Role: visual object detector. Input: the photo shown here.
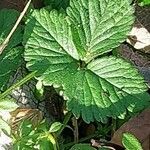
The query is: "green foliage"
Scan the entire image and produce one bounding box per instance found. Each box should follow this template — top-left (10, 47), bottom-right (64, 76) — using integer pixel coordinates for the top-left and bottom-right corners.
top-left (70, 144), bottom-right (96, 150)
top-left (19, 120), bottom-right (33, 137)
top-left (43, 0), bottom-right (69, 9)
top-left (0, 97), bottom-right (18, 112)
top-left (69, 133), bottom-right (143, 150)
top-left (0, 116), bottom-right (11, 135)
top-left (122, 133), bottom-right (143, 150)
top-left (0, 9), bottom-right (23, 90)
top-left (0, 1), bottom-right (149, 149)
top-left (35, 80), bottom-right (44, 100)
top-left (24, 0), bottom-right (149, 123)
top-left (70, 144), bottom-right (120, 150)
top-left (138, 0), bottom-right (150, 6)
top-left (13, 120), bottom-right (56, 150)
top-left (0, 97), bottom-right (18, 135)
top-left (49, 122), bottom-right (63, 133)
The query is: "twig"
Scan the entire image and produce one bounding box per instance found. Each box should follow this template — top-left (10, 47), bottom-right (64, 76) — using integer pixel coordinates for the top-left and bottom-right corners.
top-left (111, 118), bottom-right (117, 137)
top-left (91, 139), bottom-right (116, 150)
top-left (0, 0), bottom-right (32, 54)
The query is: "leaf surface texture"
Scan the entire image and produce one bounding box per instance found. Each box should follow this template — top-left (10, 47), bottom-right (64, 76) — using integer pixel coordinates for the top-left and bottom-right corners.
top-left (24, 1), bottom-right (149, 123)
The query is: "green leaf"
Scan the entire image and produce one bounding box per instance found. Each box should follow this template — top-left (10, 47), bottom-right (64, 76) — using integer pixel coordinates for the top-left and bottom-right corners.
top-left (0, 117), bottom-right (11, 134)
top-left (49, 122), bottom-right (63, 133)
top-left (19, 120), bottom-right (33, 137)
top-left (13, 141), bottom-right (34, 150)
top-left (138, 0), bottom-right (150, 6)
top-left (44, 0), bottom-right (69, 10)
top-left (35, 80), bottom-right (44, 99)
top-left (0, 9), bottom-right (23, 90)
top-left (38, 136), bottom-right (54, 150)
top-left (13, 120), bottom-right (53, 150)
top-left (70, 144), bottom-right (96, 150)
top-left (24, 2), bottom-right (149, 123)
top-left (67, 0), bottom-right (134, 61)
top-left (88, 57), bottom-right (147, 95)
top-left (24, 9), bottom-right (79, 60)
top-left (122, 133), bottom-right (143, 150)
top-left (67, 57), bottom-right (148, 123)
top-left (0, 97), bottom-right (18, 112)
top-left (0, 47), bottom-right (23, 90)
top-left (0, 9), bottom-right (22, 49)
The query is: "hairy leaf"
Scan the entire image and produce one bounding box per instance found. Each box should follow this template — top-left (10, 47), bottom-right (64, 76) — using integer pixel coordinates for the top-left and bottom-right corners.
top-left (67, 0), bottom-right (134, 61)
top-left (24, 1), bottom-right (149, 123)
top-left (67, 57), bottom-right (148, 122)
top-left (88, 57), bottom-right (146, 94)
top-left (0, 9), bottom-right (23, 90)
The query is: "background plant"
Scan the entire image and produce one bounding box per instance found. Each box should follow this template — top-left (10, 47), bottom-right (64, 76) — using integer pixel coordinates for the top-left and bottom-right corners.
top-left (0, 0), bottom-right (149, 149)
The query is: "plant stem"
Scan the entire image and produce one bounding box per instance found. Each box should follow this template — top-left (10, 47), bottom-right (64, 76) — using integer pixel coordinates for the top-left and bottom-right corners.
top-left (0, 71), bottom-right (36, 99)
top-left (48, 133), bottom-right (58, 150)
top-left (56, 112), bottom-right (72, 136)
top-left (111, 118), bottom-right (117, 137)
top-left (0, 0), bottom-right (32, 54)
top-left (72, 117), bottom-right (79, 143)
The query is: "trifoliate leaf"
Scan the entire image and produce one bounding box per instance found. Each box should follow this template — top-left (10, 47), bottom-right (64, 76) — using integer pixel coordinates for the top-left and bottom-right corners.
top-left (70, 144), bottom-right (96, 150)
top-left (67, 0), bottom-right (134, 61)
top-left (24, 2), bottom-right (149, 123)
top-left (0, 9), bottom-right (23, 90)
top-left (122, 133), bottom-right (143, 150)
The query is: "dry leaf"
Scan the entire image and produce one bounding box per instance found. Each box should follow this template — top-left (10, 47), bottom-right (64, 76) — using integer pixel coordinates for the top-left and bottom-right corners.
top-left (10, 108), bottom-right (43, 132)
top-left (127, 23), bottom-right (150, 52)
top-left (111, 108), bottom-right (150, 150)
